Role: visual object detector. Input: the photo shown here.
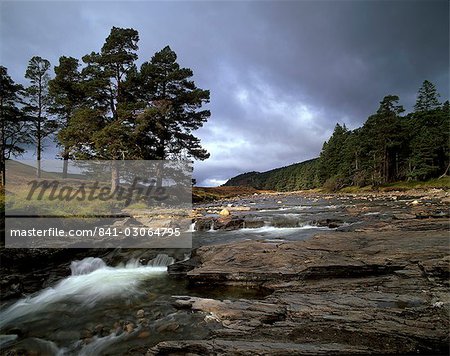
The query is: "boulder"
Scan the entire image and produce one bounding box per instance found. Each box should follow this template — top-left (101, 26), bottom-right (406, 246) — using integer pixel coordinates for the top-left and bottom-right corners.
top-left (219, 208), bottom-right (230, 216)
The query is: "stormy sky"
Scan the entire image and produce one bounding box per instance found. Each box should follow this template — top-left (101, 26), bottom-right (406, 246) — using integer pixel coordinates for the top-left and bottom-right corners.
top-left (1, 0), bottom-right (448, 186)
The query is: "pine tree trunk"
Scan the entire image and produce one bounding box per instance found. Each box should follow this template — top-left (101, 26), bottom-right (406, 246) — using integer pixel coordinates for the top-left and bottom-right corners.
top-left (37, 122), bottom-right (41, 178)
top-left (62, 147), bottom-right (69, 179)
top-left (111, 160), bottom-right (119, 192)
top-left (156, 140), bottom-right (165, 188)
top-left (37, 78), bottom-right (42, 179)
top-left (439, 163), bottom-right (450, 179)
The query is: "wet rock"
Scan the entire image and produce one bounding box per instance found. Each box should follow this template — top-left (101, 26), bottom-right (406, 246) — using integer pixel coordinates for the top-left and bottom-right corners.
top-left (138, 318), bottom-right (149, 326)
top-left (156, 322), bottom-right (180, 333)
top-left (80, 328), bottom-right (93, 339)
top-left (164, 229), bottom-right (450, 355)
top-left (136, 309), bottom-right (145, 318)
top-left (313, 218), bottom-right (343, 228)
top-left (125, 322), bottom-right (135, 333)
top-left (393, 213), bottom-right (416, 220)
top-left (168, 250), bottom-right (202, 278)
top-left (148, 340), bottom-right (376, 355)
top-left (242, 220), bottom-right (265, 229)
top-left (214, 217), bottom-right (244, 230)
top-left (112, 217), bottom-right (141, 227)
top-left (172, 296), bottom-right (286, 326)
top-left (138, 331), bottom-right (151, 339)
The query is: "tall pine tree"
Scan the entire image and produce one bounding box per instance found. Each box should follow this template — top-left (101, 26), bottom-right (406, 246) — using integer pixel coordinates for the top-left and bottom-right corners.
top-left (49, 56), bottom-right (84, 177)
top-left (24, 56), bottom-right (56, 177)
top-left (0, 66), bottom-right (31, 184)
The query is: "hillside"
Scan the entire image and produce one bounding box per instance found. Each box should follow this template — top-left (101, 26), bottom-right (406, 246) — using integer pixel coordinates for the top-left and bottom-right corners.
top-left (224, 158), bottom-right (318, 191)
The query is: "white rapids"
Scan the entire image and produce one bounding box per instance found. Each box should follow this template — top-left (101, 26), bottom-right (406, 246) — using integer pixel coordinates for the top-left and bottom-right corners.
top-left (0, 256), bottom-right (171, 329)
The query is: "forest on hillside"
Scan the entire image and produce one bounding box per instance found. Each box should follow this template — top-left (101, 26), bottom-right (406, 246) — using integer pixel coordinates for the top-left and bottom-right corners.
top-left (225, 81), bottom-right (449, 191)
top-left (1, 27), bottom-right (210, 185)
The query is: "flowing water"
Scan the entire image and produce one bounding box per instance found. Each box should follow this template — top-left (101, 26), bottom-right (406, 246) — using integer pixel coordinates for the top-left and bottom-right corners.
top-left (0, 193), bottom-right (413, 355)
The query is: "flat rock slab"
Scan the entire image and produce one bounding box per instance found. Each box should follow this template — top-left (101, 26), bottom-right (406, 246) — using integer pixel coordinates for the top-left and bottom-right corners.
top-left (180, 230), bottom-right (449, 284)
top-left (161, 229), bottom-right (450, 355)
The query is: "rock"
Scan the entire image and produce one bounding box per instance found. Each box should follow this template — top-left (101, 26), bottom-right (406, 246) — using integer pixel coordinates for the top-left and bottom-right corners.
top-left (313, 218), bottom-right (343, 228)
top-left (215, 217), bottom-right (244, 230)
top-left (138, 318), bottom-right (149, 326)
top-left (174, 296), bottom-right (285, 323)
top-left (164, 230), bottom-right (450, 355)
top-left (93, 324), bottom-right (109, 337)
top-left (125, 322), bottom-right (135, 333)
top-left (80, 328), bottom-right (93, 339)
top-left (393, 213), bottom-right (416, 220)
top-left (138, 331), bottom-right (151, 339)
top-left (277, 200), bottom-right (282, 204)
top-left (148, 340), bottom-right (378, 355)
top-left (219, 208), bottom-right (230, 216)
top-left (411, 200), bottom-right (420, 205)
top-left (156, 322), bottom-right (180, 333)
top-left (112, 217), bottom-right (141, 227)
top-left (136, 309), bottom-right (145, 318)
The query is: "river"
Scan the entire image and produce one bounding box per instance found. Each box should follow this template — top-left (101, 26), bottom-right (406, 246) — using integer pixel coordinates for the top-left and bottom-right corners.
top-left (0, 192), bottom-right (420, 355)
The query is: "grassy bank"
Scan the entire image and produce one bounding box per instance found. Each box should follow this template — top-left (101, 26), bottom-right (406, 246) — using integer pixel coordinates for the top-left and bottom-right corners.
top-left (192, 186), bottom-right (269, 202)
top-left (337, 176), bottom-right (450, 193)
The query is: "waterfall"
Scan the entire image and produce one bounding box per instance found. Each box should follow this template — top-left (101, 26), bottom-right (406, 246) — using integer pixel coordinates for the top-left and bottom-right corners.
top-left (0, 257), bottom-right (167, 329)
top-left (147, 254), bottom-right (175, 267)
top-left (209, 221), bottom-right (215, 232)
top-left (187, 221), bottom-right (196, 232)
top-left (70, 257), bottom-right (106, 276)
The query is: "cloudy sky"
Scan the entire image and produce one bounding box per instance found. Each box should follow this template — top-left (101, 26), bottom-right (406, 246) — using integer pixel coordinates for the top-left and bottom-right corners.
top-left (1, 0), bottom-right (448, 186)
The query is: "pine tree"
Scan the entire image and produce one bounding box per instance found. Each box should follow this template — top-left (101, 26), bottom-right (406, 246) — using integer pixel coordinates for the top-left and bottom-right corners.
top-left (359, 95), bottom-right (404, 184)
top-left (0, 66), bottom-right (31, 184)
top-left (49, 56), bottom-right (84, 177)
top-left (58, 28), bottom-right (210, 189)
top-left (24, 56), bottom-right (56, 177)
top-left (408, 81), bottom-right (446, 179)
top-left (414, 80), bottom-right (440, 112)
top-left (317, 123), bottom-right (350, 188)
top-left (138, 46), bottom-right (210, 161)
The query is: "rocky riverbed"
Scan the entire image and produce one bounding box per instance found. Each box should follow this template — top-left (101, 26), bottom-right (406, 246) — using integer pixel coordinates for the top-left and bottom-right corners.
top-left (1, 189), bottom-right (449, 355)
top-left (156, 190), bottom-right (450, 355)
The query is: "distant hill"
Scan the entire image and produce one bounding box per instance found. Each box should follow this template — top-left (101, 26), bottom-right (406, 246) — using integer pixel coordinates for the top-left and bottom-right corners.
top-left (6, 160), bottom-right (85, 184)
top-left (224, 158), bottom-right (319, 191)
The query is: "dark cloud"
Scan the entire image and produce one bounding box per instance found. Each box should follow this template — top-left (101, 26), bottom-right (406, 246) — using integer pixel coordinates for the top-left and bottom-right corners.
top-left (1, 0), bottom-right (448, 186)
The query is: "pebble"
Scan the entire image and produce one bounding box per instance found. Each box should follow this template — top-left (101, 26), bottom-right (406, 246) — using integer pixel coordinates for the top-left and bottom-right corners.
top-left (138, 317), bottom-right (149, 326)
top-left (125, 322), bottom-right (135, 333)
top-left (136, 309), bottom-right (145, 318)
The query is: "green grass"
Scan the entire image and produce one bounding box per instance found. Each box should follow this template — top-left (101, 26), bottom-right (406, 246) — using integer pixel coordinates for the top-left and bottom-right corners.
top-left (337, 176), bottom-right (450, 193)
top-left (6, 190), bottom-right (119, 216)
top-left (378, 177), bottom-right (450, 191)
top-left (338, 185), bottom-right (376, 193)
